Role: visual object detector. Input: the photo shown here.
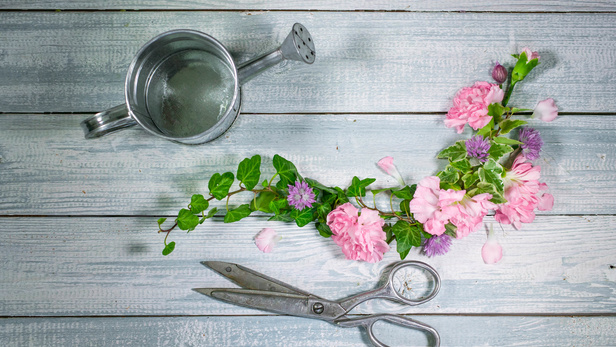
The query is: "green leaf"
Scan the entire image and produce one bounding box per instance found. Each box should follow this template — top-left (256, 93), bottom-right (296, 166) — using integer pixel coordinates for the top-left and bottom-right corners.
top-left (157, 217), bottom-right (167, 228)
top-left (189, 194), bottom-right (209, 214)
top-left (269, 198), bottom-right (289, 215)
top-left (461, 172), bottom-right (480, 190)
top-left (347, 176), bottom-right (376, 197)
top-left (162, 241), bottom-right (175, 256)
top-left (493, 136), bottom-right (523, 145)
top-left (399, 199), bottom-right (411, 217)
top-left (316, 222), bottom-right (333, 238)
top-left (250, 191), bottom-right (276, 213)
top-left (488, 103), bottom-right (508, 125)
top-left (208, 172), bottom-right (235, 200)
top-left (437, 165), bottom-right (460, 184)
top-left (262, 179), bottom-right (269, 188)
top-left (487, 142), bottom-right (513, 161)
top-left (371, 188), bottom-right (392, 195)
top-left (474, 182), bottom-right (507, 204)
top-left (304, 178), bottom-right (337, 194)
top-left (512, 51), bottom-right (540, 82)
top-left (483, 158), bottom-right (504, 175)
top-left (223, 204), bottom-right (252, 223)
top-left (268, 214), bottom-right (294, 222)
top-left (476, 119), bottom-right (494, 138)
top-left (316, 203), bottom-right (332, 222)
top-left (511, 108), bottom-right (532, 113)
top-left (478, 166), bottom-right (504, 193)
top-left (444, 223), bottom-right (457, 238)
top-left (392, 221), bottom-right (422, 257)
top-left (437, 141), bottom-right (467, 161)
top-left (200, 207), bottom-right (218, 224)
top-left (399, 248), bottom-right (411, 260)
top-left (237, 155), bottom-right (261, 190)
top-left (273, 154), bottom-right (299, 188)
top-left (498, 119), bottom-right (527, 135)
top-left (450, 158), bottom-right (472, 173)
top-left (335, 187), bottom-right (350, 204)
top-left (393, 185), bottom-right (416, 200)
top-left (176, 208), bottom-right (199, 231)
top-left (290, 207), bottom-right (315, 227)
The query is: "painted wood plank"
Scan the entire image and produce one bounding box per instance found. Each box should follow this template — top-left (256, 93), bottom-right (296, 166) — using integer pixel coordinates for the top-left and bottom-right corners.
top-left (0, 12), bottom-right (615, 113)
top-left (1, 216), bottom-right (614, 316)
top-left (0, 114), bottom-right (614, 215)
top-left (3, 0), bottom-right (616, 11)
top-left (1, 316), bottom-right (615, 347)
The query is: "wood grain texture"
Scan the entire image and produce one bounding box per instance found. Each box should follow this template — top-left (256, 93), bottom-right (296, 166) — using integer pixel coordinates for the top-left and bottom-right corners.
top-left (1, 316), bottom-right (615, 346)
top-left (1, 216), bottom-right (615, 316)
top-left (2, 0), bottom-right (616, 11)
top-left (0, 12), bottom-right (615, 113)
top-left (0, 114), bottom-right (614, 215)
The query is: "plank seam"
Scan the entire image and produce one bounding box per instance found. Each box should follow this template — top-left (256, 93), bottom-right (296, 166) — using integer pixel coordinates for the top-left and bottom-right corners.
top-left (0, 9), bottom-right (615, 14)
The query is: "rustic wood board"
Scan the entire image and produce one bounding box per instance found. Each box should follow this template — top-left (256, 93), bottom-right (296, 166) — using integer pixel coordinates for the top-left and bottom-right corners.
top-left (0, 12), bottom-right (615, 113)
top-left (1, 216), bottom-right (614, 316)
top-left (1, 316), bottom-right (615, 346)
top-left (2, 0), bottom-right (616, 11)
top-left (0, 114), bottom-right (614, 215)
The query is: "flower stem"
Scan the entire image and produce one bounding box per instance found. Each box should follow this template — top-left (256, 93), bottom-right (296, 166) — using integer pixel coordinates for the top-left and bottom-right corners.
top-left (502, 80), bottom-right (517, 107)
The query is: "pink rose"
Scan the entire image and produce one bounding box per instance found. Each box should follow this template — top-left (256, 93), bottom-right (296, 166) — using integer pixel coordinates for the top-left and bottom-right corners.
top-left (254, 228), bottom-right (281, 253)
top-left (326, 202), bottom-right (358, 236)
top-left (326, 203), bottom-right (389, 263)
top-left (445, 81), bottom-right (504, 133)
top-left (533, 98), bottom-right (558, 122)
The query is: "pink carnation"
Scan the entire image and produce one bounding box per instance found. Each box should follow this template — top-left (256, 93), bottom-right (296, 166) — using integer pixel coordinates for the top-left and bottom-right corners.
top-left (494, 155), bottom-right (554, 229)
top-left (449, 193), bottom-right (497, 239)
top-left (445, 81), bottom-right (504, 134)
top-left (326, 203), bottom-right (389, 263)
top-left (409, 176), bottom-right (465, 236)
top-left (520, 47), bottom-right (540, 62)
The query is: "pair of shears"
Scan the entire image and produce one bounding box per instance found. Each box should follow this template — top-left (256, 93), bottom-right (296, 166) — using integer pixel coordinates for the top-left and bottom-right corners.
top-left (194, 260), bottom-right (441, 347)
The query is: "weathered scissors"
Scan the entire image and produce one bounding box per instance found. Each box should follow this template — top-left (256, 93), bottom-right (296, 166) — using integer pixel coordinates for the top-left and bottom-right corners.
top-left (194, 260), bottom-right (441, 347)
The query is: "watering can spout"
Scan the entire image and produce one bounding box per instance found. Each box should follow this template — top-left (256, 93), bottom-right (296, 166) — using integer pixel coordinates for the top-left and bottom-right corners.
top-left (237, 23), bottom-right (315, 85)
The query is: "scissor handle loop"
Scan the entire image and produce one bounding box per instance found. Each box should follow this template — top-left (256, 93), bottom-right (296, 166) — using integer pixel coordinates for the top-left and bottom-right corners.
top-left (387, 261), bottom-right (441, 306)
top-left (336, 313), bottom-right (440, 347)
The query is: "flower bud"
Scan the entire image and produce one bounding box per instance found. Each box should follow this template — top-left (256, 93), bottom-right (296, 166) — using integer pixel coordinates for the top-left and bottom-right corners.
top-left (491, 62), bottom-right (507, 84)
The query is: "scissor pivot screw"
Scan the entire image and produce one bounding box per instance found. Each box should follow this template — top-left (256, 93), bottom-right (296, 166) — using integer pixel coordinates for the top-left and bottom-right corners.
top-left (225, 267), bottom-right (232, 272)
top-left (312, 303), bottom-right (324, 314)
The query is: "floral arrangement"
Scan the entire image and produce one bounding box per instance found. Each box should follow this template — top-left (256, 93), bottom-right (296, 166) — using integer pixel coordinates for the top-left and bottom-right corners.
top-left (157, 48), bottom-right (556, 264)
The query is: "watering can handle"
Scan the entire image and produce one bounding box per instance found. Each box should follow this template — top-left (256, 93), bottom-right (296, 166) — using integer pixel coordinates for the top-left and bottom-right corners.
top-left (237, 23), bottom-right (315, 85)
top-left (80, 104), bottom-right (138, 139)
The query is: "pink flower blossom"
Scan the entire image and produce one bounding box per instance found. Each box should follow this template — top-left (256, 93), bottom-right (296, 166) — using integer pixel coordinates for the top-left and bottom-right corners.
top-left (494, 156), bottom-right (554, 229)
top-left (445, 82), bottom-right (505, 134)
top-left (520, 47), bottom-right (540, 62)
top-left (377, 156), bottom-right (405, 186)
top-left (533, 98), bottom-right (558, 122)
top-left (254, 228), bottom-right (281, 253)
top-left (449, 193), bottom-right (497, 239)
top-left (409, 176), bottom-right (465, 236)
top-left (481, 225), bottom-right (503, 264)
top-left (326, 203), bottom-right (389, 263)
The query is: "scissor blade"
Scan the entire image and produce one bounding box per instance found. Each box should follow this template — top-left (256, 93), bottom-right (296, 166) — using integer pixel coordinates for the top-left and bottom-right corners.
top-left (194, 288), bottom-right (340, 320)
top-left (201, 261), bottom-right (314, 296)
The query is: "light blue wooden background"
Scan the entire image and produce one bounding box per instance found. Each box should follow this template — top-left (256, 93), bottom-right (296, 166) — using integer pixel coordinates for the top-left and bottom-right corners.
top-left (1, 1), bottom-right (615, 346)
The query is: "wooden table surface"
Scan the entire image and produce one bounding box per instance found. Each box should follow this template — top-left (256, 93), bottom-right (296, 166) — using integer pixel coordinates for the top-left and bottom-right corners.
top-left (1, 1), bottom-right (615, 346)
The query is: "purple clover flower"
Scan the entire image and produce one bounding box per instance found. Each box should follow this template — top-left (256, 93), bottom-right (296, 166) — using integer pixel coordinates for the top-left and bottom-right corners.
top-left (423, 234), bottom-right (452, 257)
top-left (518, 127), bottom-right (543, 160)
top-left (465, 135), bottom-right (491, 163)
top-left (287, 181), bottom-right (316, 210)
